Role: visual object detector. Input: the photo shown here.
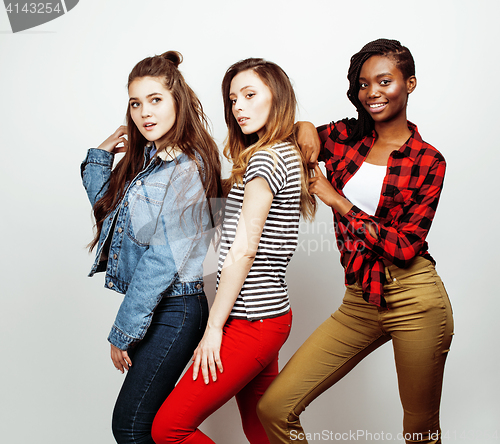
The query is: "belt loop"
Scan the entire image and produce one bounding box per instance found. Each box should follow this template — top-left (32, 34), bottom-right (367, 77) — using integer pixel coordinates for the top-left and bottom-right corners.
top-left (384, 264), bottom-right (393, 283)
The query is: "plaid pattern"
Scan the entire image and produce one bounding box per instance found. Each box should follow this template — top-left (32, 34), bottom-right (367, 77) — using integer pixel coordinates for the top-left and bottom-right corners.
top-left (317, 120), bottom-right (446, 307)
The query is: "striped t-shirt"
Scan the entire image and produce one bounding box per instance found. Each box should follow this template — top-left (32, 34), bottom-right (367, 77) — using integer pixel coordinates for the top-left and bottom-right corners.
top-left (217, 142), bottom-right (302, 321)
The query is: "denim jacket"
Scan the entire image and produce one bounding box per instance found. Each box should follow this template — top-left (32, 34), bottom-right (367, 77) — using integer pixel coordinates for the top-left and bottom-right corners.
top-left (81, 146), bottom-right (212, 350)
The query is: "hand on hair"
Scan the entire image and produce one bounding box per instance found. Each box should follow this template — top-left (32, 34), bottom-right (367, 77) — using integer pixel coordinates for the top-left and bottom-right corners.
top-left (296, 121), bottom-right (321, 166)
top-left (309, 164), bottom-right (353, 216)
top-left (110, 343), bottom-right (132, 374)
top-left (192, 325), bottom-right (223, 385)
top-left (97, 125), bottom-right (128, 154)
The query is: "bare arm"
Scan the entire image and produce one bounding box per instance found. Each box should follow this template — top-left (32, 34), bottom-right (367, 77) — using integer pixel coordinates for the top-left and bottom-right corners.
top-left (192, 177), bottom-right (274, 384)
top-left (296, 121), bottom-right (321, 166)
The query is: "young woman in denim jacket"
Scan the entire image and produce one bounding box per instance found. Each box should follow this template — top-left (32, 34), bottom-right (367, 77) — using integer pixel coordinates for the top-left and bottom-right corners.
top-left (81, 51), bottom-right (222, 444)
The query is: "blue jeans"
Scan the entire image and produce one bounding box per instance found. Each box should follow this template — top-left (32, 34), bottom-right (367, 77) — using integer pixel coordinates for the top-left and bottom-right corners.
top-left (112, 291), bottom-right (208, 444)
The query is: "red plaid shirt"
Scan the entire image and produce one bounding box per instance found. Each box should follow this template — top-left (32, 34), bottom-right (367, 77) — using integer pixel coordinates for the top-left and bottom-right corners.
top-left (318, 120), bottom-right (446, 307)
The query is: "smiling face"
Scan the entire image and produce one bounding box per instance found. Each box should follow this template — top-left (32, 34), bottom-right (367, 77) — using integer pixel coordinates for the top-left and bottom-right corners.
top-left (229, 69), bottom-right (273, 139)
top-left (128, 76), bottom-right (176, 148)
top-left (358, 55), bottom-right (416, 126)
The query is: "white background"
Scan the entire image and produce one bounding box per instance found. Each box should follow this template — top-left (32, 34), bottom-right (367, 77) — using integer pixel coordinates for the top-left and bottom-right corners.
top-left (1, 1), bottom-right (499, 443)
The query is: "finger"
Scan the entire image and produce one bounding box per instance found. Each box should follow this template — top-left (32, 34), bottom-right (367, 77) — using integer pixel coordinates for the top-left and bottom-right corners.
top-left (307, 160), bottom-right (318, 170)
top-left (214, 351), bottom-right (223, 374)
top-left (122, 351), bottom-right (132, 368)
top-left (111, 355), bottom-right (124, 373)
top-left (308, 149), bottom-right (319, 165)
top-left (208, 354), bottom-right (217, 382)
top-left (314, 164), bottom-right (324, 177)
top-left (192, 353), bottom-right (201, 380)
top-left (116, 125), bottom-right (128, 136)
top-left (201, 355), bottom-right (210, 384)
top-left (117, 355), bottom-right (128, 371)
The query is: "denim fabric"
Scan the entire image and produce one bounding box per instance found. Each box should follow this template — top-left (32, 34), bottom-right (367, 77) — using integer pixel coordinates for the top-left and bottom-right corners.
top-left (152, 311), bottom-right (292, 444)
top-left (81, 147), bottom-right (212, 349)
top-left (112, 291), bottom-right (209, 444)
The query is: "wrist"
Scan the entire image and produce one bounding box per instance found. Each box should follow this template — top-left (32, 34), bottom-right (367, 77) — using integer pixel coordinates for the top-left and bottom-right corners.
top-left (332, 195), bottom-right (353, 216)
top-left (206, 321), bottom-right (224, 331)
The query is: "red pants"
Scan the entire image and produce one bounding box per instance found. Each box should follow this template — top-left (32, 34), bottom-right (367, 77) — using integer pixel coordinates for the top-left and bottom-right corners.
top-left (151, 311), bottom-right (292, 444)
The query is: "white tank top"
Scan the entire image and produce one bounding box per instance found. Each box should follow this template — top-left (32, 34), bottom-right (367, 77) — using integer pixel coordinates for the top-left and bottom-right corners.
top-left (342, 161), bottom-right (387, 216)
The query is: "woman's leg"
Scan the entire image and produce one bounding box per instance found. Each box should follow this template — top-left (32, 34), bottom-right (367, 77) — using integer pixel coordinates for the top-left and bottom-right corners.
top-left (112, 293), bottom-right (208, 444)
top-left (383, 260), bottom-right (454, 444)
top-left (151, 312), bottom-right (292, 444)
top-left (236, 314), bottom-right (292, 442)
top-left (257, 289), bottom-right (390, 444)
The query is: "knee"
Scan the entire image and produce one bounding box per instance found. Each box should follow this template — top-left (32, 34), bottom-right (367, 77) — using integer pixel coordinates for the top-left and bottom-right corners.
top-left (111, 421), bottom-right (124, 444)
top-left (151, 415), bottom-right (169, 444)
top-left (151, 413), bottom-right (185, 444)
top-left (256, 390), bottom-right (281, 427)
top-left (112, 406), bottom-right (133, 444)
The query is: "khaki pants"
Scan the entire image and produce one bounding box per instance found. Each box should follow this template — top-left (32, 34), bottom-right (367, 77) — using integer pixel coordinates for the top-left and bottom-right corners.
top-left (258, 257), bottom-right (454, 444)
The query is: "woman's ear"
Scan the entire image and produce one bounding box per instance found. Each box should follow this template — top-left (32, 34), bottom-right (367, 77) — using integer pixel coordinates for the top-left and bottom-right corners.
top-left (407, 76), bottom-right (417, 94)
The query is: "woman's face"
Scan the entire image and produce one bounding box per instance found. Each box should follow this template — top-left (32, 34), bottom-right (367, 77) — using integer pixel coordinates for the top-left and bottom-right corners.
top-left (129, 76), bottom-right (176, 147)
top-left (358, 55), bottom-right (416, 125)
top-left (229, 69), bottom-right (273, 139)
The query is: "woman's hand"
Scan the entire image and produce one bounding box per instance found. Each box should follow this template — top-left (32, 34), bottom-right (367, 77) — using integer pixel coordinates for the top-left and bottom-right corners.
top-left (97, 125), bottom-right (128, 154)
top-left (309, 164), bottom-right (340, 207)
top-left (296, 121), bottom-right (321, 166)
top-left (192, 326), bottom-right (223, 384)
top-left (110, 344), bottom-right (132, 374)
top-left (309, 165), bottom-right (353, 216)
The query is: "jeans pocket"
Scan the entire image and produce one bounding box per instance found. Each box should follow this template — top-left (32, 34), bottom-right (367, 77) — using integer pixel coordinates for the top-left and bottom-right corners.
top-left (396, 264), bottom-right (438, 290)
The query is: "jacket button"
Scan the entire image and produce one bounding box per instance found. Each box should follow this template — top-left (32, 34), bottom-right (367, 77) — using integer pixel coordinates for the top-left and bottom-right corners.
top-left (196, 283), bottom-right (202, 289)
top-left (124, 202), bottom-right (128, 207)
top-left (108, 282), bottom-right (114, 288)
top-left (118, 227), bottom-right (123, 233)
top-left (113, 254), bottom-right (118, 260)
top-left (136, 180), bottom-right (142, 186)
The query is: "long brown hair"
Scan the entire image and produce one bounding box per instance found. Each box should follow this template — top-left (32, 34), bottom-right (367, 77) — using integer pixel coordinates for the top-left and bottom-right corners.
top-left (221, 58), bottom-right (316, 221)
top-left (89, 51), bottom-right (222, 250)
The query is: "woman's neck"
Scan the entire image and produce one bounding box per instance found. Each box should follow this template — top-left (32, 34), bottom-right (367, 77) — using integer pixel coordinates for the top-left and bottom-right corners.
top-left (373, 115), bottom-right (411, 147)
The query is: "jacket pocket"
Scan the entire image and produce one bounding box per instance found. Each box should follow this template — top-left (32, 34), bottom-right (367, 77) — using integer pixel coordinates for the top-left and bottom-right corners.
top-left (127, 183), bottom-right (168, 246)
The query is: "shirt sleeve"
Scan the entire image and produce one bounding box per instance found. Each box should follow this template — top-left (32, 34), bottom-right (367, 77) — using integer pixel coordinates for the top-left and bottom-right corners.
top-left (108, 164), bottom-right (209, 350)
top-left (244, 149), bottom-right (287, 196)
top-left (80, 148), bottom-right (115, 207)
top-left (339, 154), bottom-right (446, 268)
top-left (317, 123), bottom-right (334, 163)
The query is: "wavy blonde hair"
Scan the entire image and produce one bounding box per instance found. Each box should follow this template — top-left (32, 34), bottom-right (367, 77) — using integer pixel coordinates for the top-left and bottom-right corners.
top-left (221, 58), bottom-right (316, 221)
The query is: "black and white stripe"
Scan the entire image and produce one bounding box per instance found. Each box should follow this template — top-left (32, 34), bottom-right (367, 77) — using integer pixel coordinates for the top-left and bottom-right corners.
top-left (217, 142), bottom-right (302, 320)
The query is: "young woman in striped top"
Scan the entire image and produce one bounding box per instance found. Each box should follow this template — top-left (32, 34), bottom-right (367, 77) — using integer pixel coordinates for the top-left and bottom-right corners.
top-left (151, 58), bottom-right (315, 444)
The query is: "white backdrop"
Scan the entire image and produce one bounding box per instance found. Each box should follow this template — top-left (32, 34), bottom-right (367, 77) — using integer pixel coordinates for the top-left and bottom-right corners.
top-left (1, 1), bottom-right (499, 443)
